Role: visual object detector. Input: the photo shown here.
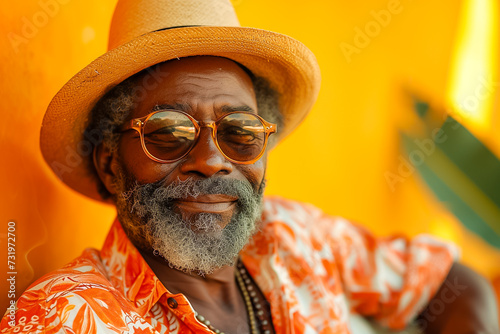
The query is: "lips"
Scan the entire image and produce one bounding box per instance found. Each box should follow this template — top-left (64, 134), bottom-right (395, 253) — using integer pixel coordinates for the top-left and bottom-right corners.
top-left (173, 194), bottom-right (238, 214)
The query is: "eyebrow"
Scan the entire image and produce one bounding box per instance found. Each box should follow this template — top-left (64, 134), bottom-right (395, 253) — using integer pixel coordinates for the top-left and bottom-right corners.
top-left (221, 105), bottom-right (255, 113)
top-left (153, 103), bottom-right (191, 111)
top-left (152, 103), bottom-right (255, 113)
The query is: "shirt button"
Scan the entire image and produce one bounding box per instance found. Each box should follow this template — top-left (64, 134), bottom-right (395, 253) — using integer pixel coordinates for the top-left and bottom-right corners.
top-left (167, 297), bottom-right (178, 309)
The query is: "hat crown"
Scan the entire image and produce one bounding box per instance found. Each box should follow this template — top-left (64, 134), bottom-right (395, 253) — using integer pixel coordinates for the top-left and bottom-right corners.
top-left (108, 0), bottom-right (240, 50)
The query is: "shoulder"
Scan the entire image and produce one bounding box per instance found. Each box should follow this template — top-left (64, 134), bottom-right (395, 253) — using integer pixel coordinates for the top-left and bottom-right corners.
top-left (1, 248), bottom-right (130, 333)
top-left (257, 196), bottom-right (356, 256)
top-left (262, 196), bottom-right (335, 226)
top-left (19, 247), bottom-right (112, 302)
top-left (259, 196), bottom-right (459, 260)
top-left (261, 196), bottom-right (364, 239)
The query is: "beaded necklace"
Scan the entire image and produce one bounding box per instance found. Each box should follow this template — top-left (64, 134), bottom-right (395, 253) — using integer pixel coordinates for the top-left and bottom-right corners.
top-left (194, 259), bottom-right (274, 334)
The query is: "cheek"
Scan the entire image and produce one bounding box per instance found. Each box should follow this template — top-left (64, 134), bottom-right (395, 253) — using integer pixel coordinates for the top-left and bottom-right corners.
top-left (238, 156), bottom-right (267, 190)
top-left (118, 135), bottom-right (177, 184)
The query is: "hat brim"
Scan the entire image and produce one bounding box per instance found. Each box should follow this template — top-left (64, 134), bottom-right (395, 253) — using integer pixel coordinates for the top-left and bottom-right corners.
top-left (40, 26), bottom-right (321, 202)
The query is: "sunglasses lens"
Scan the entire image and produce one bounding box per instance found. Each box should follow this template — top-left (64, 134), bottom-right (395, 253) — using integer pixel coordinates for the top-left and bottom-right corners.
top-left (143, 111), bottom-right (196, 161)
top-left (217, 113), bottom-right (266, 162)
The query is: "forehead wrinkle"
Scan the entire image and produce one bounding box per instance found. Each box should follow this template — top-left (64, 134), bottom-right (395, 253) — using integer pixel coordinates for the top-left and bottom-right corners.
top-left (167, 93), bottom-right (253, 108)
top-left (179, 73), bottom-right (247, 87)
top-left (167, 84), bottom-right (246, 100)
top-left (176, 74), bottom-right (216, 87)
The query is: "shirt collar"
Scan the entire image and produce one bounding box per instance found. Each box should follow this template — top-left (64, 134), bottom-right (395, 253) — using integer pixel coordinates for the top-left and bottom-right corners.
top-left (98, 213), bottom-right (276, 321)
top-left (100, 218), bottom-right (169, 316)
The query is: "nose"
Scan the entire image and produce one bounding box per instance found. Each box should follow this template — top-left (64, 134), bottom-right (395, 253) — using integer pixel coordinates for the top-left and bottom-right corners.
top-left (179, 128), bottom-right (233, 178)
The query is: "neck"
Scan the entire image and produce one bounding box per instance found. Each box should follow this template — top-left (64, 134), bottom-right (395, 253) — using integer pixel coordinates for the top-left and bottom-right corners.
top-left (139, 248), bottom-right (243, 313)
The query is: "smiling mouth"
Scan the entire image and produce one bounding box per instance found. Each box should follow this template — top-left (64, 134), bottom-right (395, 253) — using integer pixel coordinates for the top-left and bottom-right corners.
top-left (173, 195), bottom-right (238, 214)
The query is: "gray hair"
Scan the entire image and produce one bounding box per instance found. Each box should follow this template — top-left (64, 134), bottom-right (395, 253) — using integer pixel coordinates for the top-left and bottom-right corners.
top-left (87, 60), bottom-right (282, 200)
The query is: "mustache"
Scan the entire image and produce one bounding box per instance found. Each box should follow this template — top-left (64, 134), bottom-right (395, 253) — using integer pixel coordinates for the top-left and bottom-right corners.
top-left (123, 177), bottom-right (261, 214)
top-left (159, 178), bottom-right (254, 199)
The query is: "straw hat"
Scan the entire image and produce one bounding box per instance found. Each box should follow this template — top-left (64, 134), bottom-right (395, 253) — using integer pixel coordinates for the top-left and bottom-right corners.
top-left (40, 0), bottom-right (321, 202)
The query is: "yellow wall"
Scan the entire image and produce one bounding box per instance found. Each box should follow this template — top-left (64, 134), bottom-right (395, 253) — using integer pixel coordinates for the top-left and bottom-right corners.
top-left (1, 0), bottom-right (499, 313)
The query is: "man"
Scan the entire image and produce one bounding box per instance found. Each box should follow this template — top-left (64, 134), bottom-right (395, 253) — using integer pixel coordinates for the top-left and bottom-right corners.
top-left (1, 0), bottom-right (498, 333)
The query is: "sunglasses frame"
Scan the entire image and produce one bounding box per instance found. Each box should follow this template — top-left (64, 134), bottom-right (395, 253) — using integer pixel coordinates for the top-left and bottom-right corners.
top-left (120, 109), bottom-right (277, 164)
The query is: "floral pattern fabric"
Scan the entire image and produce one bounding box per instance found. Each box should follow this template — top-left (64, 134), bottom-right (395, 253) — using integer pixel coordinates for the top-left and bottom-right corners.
top-left (1, 197), bottom-right (459, 333)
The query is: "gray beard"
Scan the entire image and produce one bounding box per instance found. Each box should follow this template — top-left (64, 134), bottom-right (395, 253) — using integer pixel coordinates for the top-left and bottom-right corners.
top-left (114, 170), bottom-right (265, 275)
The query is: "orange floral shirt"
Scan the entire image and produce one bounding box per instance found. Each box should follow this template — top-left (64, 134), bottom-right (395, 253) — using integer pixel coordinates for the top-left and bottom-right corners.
top-left (1, 197), bottom-right (458, 333)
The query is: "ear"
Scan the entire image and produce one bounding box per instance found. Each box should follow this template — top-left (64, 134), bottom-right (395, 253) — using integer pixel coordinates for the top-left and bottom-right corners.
top-left (93, 143), bottom-right (120, 195)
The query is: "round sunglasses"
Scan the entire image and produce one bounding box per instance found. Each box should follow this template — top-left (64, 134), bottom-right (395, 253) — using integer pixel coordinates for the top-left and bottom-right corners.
top-left (120, 110), bottom-right (277, 164)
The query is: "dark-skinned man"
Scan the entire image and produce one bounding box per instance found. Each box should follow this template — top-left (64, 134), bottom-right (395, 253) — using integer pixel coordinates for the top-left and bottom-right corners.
top-left (1, 0), bottom-right (498, 333)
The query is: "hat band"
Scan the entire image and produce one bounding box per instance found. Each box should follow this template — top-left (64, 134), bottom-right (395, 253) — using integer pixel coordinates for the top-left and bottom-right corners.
top-left (152, 25), bottom-right (203, 33)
